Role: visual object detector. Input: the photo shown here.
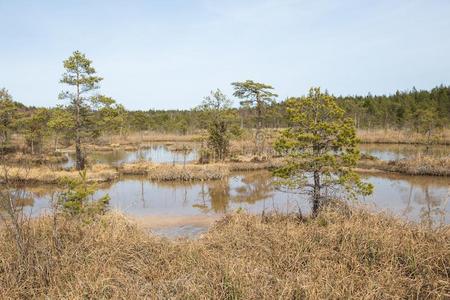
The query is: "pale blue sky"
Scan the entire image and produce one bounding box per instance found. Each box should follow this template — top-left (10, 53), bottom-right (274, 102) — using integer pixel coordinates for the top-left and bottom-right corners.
top-left (1, 0), bottom-right (449, 110)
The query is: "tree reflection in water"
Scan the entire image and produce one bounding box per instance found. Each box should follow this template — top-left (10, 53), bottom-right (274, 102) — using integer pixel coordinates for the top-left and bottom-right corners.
top-left (376, 172), bottom-right (450, 227)
top-left (193, 171), bottom-right (275, 213)
top-left (3, 171), bottom-right (449, 225)
top-left (231, 171), bottom-right (274, 204)
top-left (207, 179), bottom-right (231, 213)
top-left (417, 187), bottom-right (448, 227)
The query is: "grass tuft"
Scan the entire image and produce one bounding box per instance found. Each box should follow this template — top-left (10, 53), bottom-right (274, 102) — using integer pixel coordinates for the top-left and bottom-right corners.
top-left (120, 161), bottom-right (230, 181)
top-left (0, 164), bottom-right (118, 184)
top-left (357, 129), bottom-right (450, 145)
top-left (358, 155), bottom-right (450, 176)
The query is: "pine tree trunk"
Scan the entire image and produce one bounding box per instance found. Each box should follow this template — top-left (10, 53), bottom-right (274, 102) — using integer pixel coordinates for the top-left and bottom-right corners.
top-left (255, 94), bottom-right (263, 155)
top-left (75, 136), bottom-right (84, 170)
top-left (54, 135), bottom-right (58, 153)
top-left (312, 171), bottom-right (321, 217)
top-left (75, 76), bottom-right (85, 170)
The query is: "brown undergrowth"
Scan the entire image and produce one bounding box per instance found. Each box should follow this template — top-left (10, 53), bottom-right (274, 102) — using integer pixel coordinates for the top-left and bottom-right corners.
top-left (357, 129), bottom-right (450, 145)
top-left (106, 132), bottom-right (202, 144)
top-left (358, 155), bottom-right (450, 176)
top-left (0, 207), bottom-right (448, 299)
top-left (228, 156), bottom-right (283, 171)
top-left (1, 153), bottom-right (68, 165)
top-left (3, 155), bottom-right (447, 185)
top-left (120, 158), bottom-right (285, 181)
top-left (0, 164), bottom-right (118, 184)
top-left (120, 161), bottom-right (229, 181)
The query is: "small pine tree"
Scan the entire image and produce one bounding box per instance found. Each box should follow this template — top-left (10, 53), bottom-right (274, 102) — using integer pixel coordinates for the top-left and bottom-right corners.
top-left (0, 88), bottom-right (18, 144)
top-left (199, 89), bottom-right (233, 161)
top-left (59, 51), bottom-right (103, 170)
top-left (18, 108), bottom-right (51, 155)
top-left (274, 87), bottom-right (373, 217)
top-left (207, 120), bottom-right (229, 161)
top-left (94, 95), bottom-right (127, 142)
top-left (58, 170), bottom-right (110, 216)
top-left (47, 106), bottom-right (75, 152)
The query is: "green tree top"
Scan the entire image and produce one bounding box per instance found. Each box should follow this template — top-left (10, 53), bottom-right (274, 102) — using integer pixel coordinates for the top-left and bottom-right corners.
top-left (232, 80), bottom-right (278, 153)
top-left (198, 89), bottom-right (234, 161)
top-left (232, 80), bottom-right (277, 125)
top-left (48, 106), bottom-right (75, 133)
top-left (0, 88), bottom-right (19, 142)
top-left (60, 51), bottom-right (103, 95)
top-left (18, 108), bottom-right (51, 154)
top-left (199, 89), bottom-right (233, 120)
top-left (94, 95), bottom-right (127, 136)
top-left (48, 106), bottom-right (75, 152)
top-left (59, 50), bottom-right (103, 170)
top-left (231, 80), bottom-right (277, 105)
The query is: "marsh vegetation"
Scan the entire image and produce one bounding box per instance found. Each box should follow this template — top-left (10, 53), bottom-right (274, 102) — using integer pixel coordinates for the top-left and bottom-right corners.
top-left (1, 207), bottom-right (449, 299)
top-left (1, 51), bottom-right (449, 299)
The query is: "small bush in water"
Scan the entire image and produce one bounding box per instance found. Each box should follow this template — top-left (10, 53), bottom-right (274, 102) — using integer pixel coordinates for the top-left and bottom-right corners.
top-left (58, 170), bottom-right (110, 216)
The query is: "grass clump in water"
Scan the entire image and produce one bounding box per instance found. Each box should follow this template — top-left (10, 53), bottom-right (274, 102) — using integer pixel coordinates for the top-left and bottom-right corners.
top-left (120, 161), bottom-right (229, 181)
top-left (358, 155), bottom-right (450, 176)
top-left (357, 128), bottom-right (450, 145)
top-left (0, 163), bottom-right (118, 184)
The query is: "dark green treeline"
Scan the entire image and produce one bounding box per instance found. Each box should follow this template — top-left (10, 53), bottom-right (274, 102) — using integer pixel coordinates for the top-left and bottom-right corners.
top-left (1, 85), bottom-right (449, 145)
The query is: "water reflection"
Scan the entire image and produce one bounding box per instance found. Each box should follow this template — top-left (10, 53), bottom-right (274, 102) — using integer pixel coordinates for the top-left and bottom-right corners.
top-left (232, 171), bottom-right (274, 204)
top-left (409, 186), bottom-right (447, 228)
top-left (9, 170), bottom-right (448, 227)
top-left (62, 143), bottom-right (198, 168)
top-left (58, 143), bottom-right (449, 167)
top-left (360, 173), bottom-right (449, 226)
top-left (360, 144), bottom-right (450, 161)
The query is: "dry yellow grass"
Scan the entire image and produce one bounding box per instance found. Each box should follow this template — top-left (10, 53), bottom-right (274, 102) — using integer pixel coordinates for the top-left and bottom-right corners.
top-left (0, 207), bottom-right (448, 299)
top-left (358, 155), bottom-right (450, 176)
top-left (229, 132), bottom-right (278, 156)
top-left (120, 159), bottom-right (286, 181)
top-left (0, 164), bottom-right (118, 184)
top-left (109, 132), bottom-right (202, 144)
top-left (357, 128), bottom-right (450, 145)
top-left (228, 156), bottom-right (284, 171)
top-left (86, 144), bottom-right (120, 152)
top-left (167, 143), bottom-right (193, 152)
top-left (2, 153), bottom-right (68, 165)
top-left (0, 158), bottom-right (282, 184)
top-left (120, 161), bottom-right (230, 181)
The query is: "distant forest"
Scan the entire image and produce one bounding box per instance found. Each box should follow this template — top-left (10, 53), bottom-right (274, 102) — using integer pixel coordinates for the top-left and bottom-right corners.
top-left (127, 85), bottom-right (450, 133)
top-left (1, 85), bottom-right (449, 141)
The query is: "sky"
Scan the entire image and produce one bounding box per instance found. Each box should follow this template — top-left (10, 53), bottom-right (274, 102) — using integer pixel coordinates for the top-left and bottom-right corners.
top-left (1, 0), bottom-right (449, 110)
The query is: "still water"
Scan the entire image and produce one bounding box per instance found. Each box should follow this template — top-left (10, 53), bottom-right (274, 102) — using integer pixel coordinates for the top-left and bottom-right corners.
top-left (62, 143), bottom-right (198, 168)
top-left (6, 143), bottom-right (449, 238)
top-left (359, 143), bottom-right (450, 161)
top-left (59, 143), bottom-right (449, 169)
top-left (16, 170), bottom-right (450, 237)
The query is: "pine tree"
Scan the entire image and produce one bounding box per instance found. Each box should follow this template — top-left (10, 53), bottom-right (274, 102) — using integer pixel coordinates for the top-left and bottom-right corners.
top-left (199, 89), bottom-right (233, 161)
top-left (274, 87), bottom-right (373, 217)
top-left (59, 51), bottom-right (103, 170)
top-left (232, 80), bottom-right (277, 153)
top-left (0, 88), bottom-right (18, 144)
top-left (47, 106), bottom-right (75, 152)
